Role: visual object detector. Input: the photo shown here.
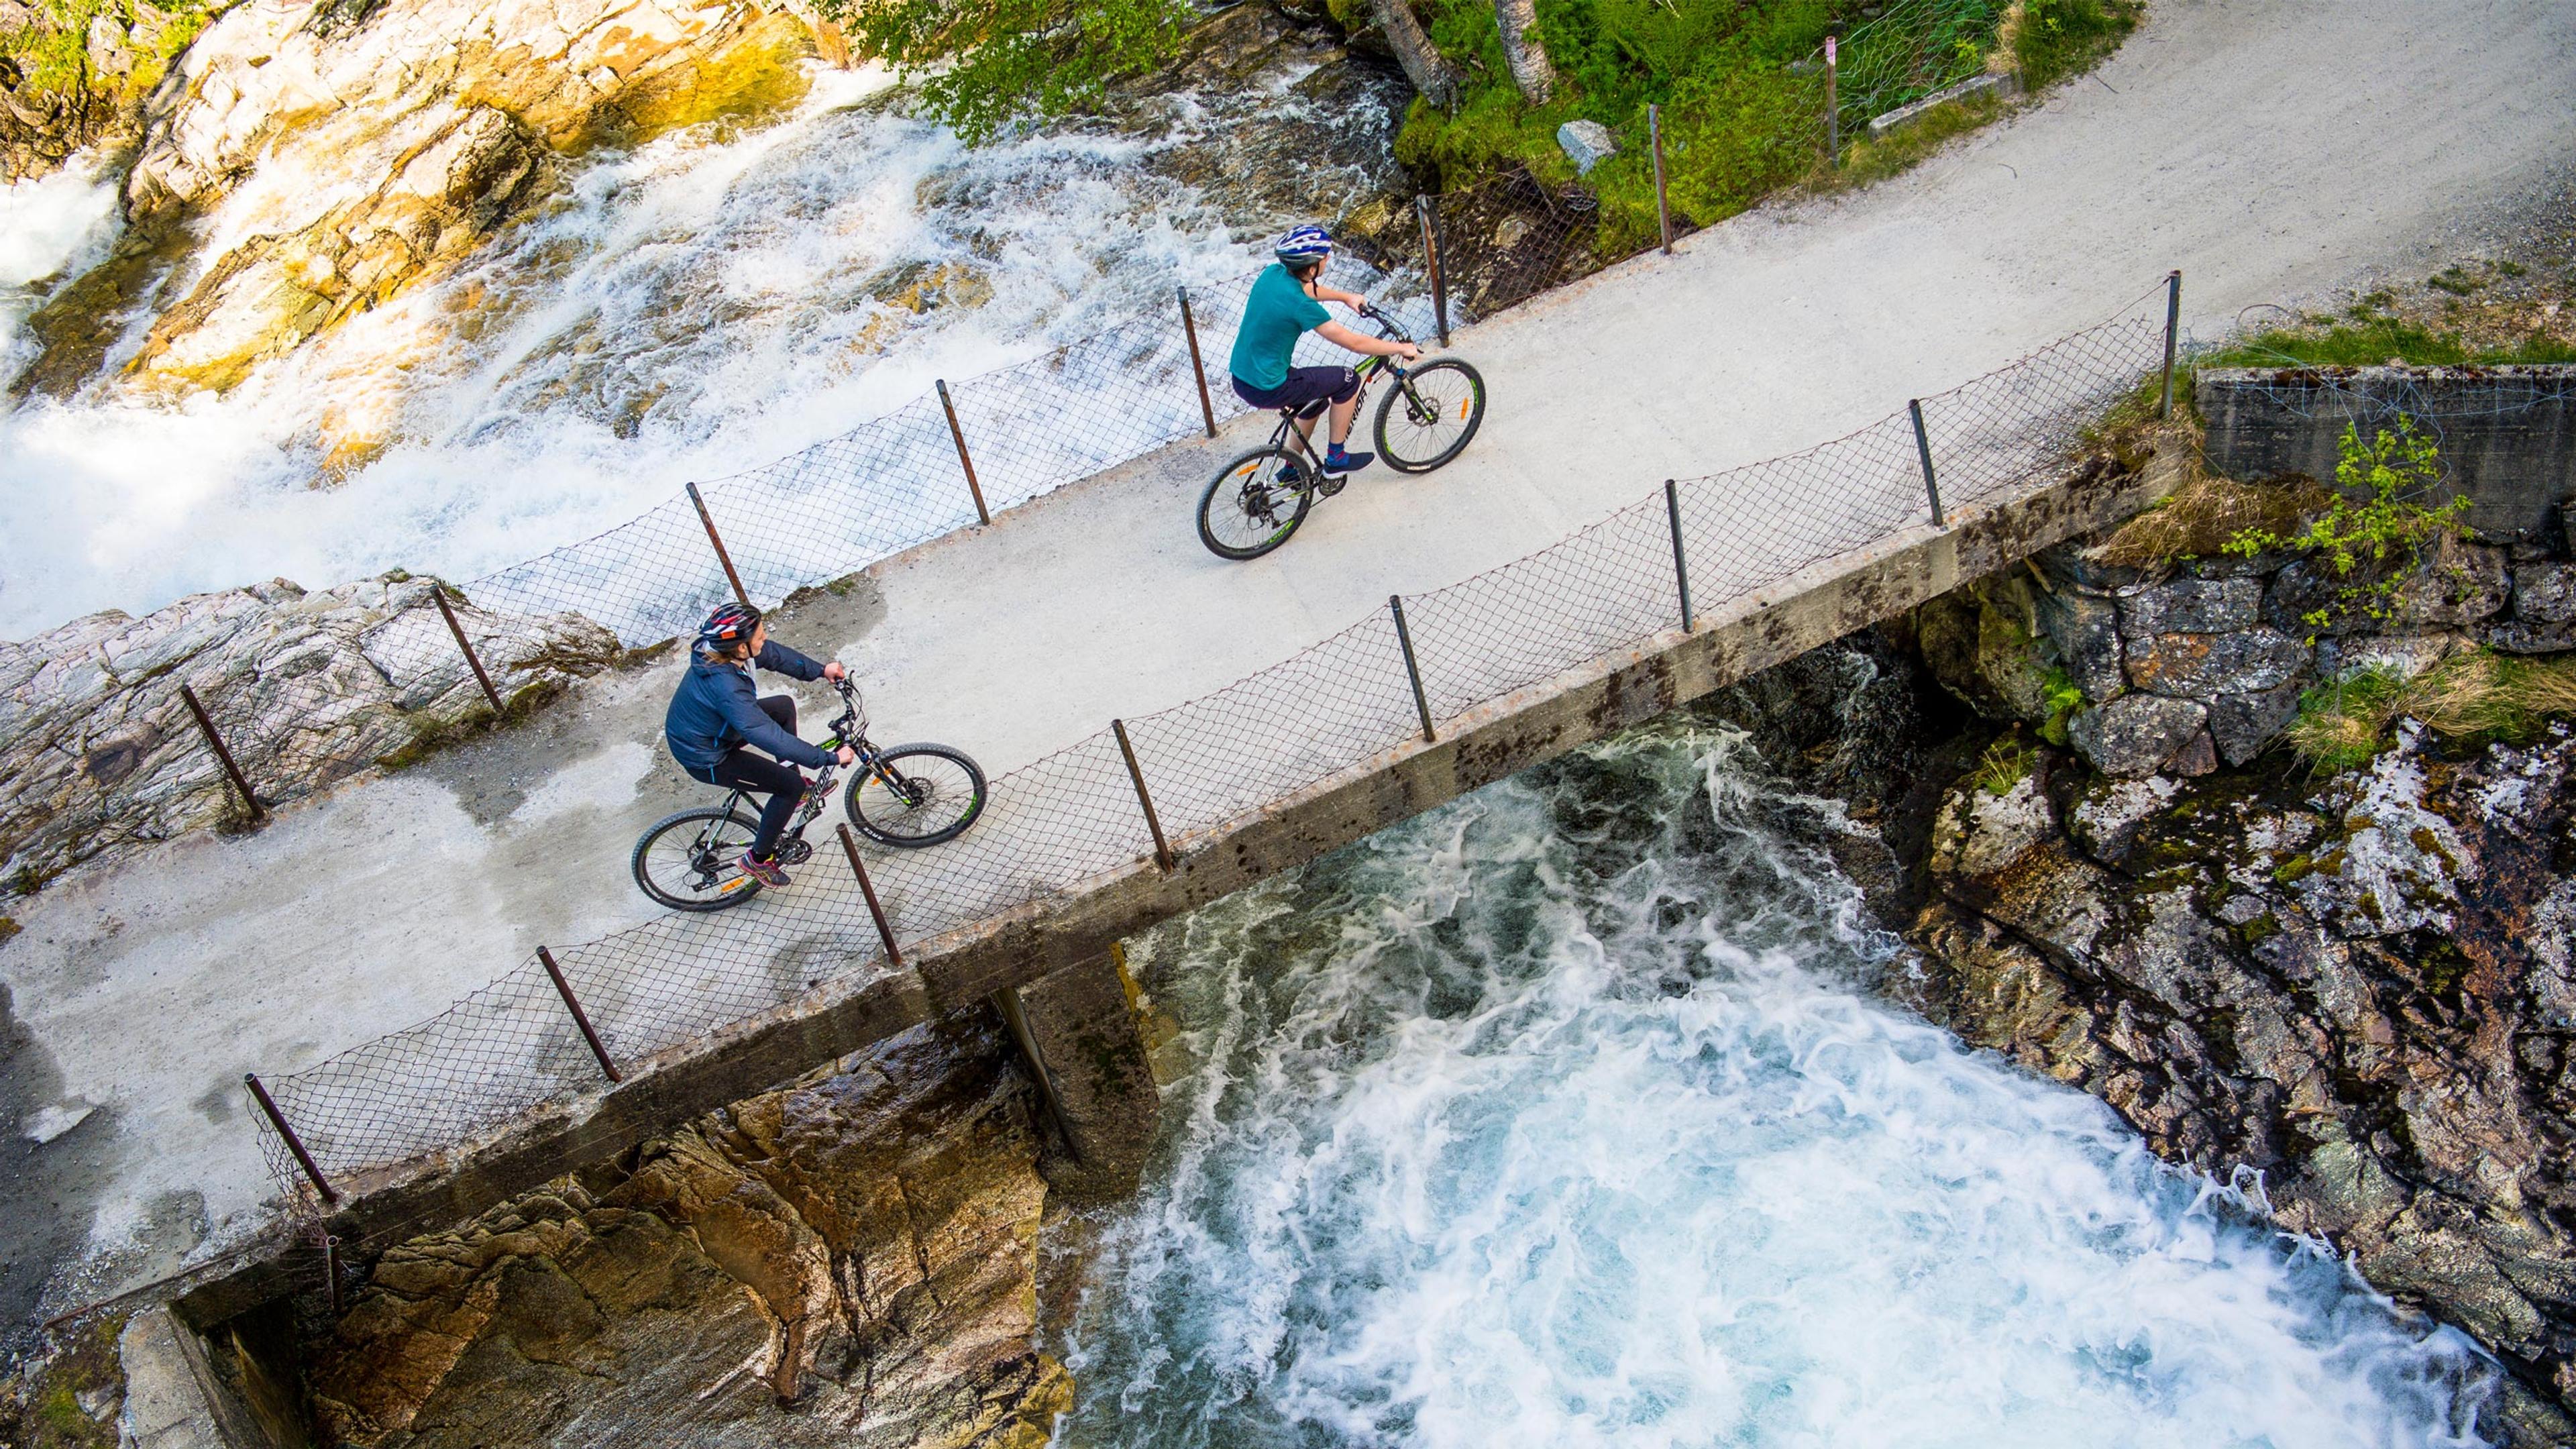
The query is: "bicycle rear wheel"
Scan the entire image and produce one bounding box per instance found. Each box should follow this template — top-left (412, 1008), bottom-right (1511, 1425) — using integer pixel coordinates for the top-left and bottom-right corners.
top-left (1374, 360), bottom-right (1486, 474)
top-left (845, 744), bottom-right (988, 847)
top-left (1197, 447), bottom-right (1313, 561)
top-left (632, 806), bottom-right (765, 911)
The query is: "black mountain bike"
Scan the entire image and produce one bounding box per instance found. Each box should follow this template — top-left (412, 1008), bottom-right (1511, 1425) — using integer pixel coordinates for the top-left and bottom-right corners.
top-left (1196, 305), bottom-right (1486, 561)
top-left (631, 680), bottom-right (987, 912)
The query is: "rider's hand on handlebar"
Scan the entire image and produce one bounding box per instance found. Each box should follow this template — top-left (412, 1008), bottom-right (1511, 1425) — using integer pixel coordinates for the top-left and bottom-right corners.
top-left (837, 745), bottom-right (857, 766)
top-left (822, 661), bottom-right (847, 682)
top-left (1393, 341), bottom-right (1422, 362)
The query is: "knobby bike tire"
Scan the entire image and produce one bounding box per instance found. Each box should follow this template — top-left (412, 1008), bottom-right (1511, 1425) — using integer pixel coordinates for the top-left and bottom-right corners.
top-left (1197, 446), bottom-right (1313, 561)
top-left (632, 805), bottom-right (765, 912)
top-left (1374, 359), bottom-right (1487, 474)
top-left (845, 743), bottom-right (988, 847)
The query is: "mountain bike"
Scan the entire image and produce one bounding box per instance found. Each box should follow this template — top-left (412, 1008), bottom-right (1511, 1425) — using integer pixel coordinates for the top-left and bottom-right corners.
top-left (1196, 305), bottom-right (1487, 561)
top-left (630, 679), bottom-right (987, 912)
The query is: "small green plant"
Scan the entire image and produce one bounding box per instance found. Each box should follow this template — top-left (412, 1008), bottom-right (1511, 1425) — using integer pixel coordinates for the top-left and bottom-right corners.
top-left (2426, 266), bottom-right (2483, 297)
top-left (2037, 667), bottom-right (2085, 746)
top-left (2223, 417), bottom-right (2471, 635)
top-left (1970, 733), bottom-right (2037, 796)
top-left (2286, 651), bottom-right (2576, 771)
top-left (2014, 0), bottom-right (2140, 90)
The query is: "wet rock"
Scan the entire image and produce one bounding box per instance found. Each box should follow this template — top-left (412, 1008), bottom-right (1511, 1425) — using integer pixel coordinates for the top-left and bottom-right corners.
top-left (2065, 773), bottom-right (2182, 865)
top-left (2125, 627), bottom-right (2308, 697)
top-left (0, 575), bottom-right (618, 889)
top-left (2116, 577), bottom-right (2261, 637)
top-left (2035, 590), bottom-right (2123, 702)
top-left (306, 1015), bottom-right (1071, 1448)
top-left (2206, 676), bottom-right (2304, 765)
top-left (2068, 693), bottom-right (2205, 777)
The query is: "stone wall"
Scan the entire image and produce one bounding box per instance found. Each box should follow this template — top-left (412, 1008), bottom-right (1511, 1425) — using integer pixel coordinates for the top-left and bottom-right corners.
top-left (2198, 366), bottom-right (2576, 543)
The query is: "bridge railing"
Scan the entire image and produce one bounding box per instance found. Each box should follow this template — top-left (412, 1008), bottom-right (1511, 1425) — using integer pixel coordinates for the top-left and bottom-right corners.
top-left (248, 274), bottom-right (2177, 1206)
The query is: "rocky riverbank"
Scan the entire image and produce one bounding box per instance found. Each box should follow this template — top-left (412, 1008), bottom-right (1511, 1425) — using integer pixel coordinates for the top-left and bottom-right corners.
top-left (1746, 448), bottom-right (2576, 1440)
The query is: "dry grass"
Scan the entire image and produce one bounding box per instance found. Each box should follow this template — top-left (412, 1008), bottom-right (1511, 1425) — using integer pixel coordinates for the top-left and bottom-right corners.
top-left (2092, 466), bottom-right (2331, 569)
top-left (2287, 649), bottom-right (2576, 771)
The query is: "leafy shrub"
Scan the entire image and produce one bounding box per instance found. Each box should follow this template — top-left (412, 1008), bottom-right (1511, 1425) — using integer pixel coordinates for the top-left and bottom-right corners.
top-left (2224, 417), bottom-right (2471, 634)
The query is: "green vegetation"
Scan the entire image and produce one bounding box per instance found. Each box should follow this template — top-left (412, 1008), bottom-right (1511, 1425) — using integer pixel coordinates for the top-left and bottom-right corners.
top-left (2197, 311), bottom-right (2576, 370)
top-left (1970, 731), bottom-right (2036, 794)
top-left (2224, 417), bottom-right (2471, 635)
top-left (2287, 651), bottom-right (2576, 773)
top-left (0, 0), bottom-right (212, 122)
top-left (1828, 85), bottom-right (2006, 191)
top-left (2036, 666), bottom-right (2083, 746)
top-left (2095, 465), bottom-right (2328, 568)
top-left (811, 0), bottom-right (1191, 144)
top-left (2011, 0), bottom-right (2138, 90)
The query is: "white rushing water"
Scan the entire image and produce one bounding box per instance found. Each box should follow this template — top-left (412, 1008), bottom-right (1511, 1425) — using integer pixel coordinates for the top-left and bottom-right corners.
top-left (0, 64), bottom-right (1287, 639)
top-left (1066, 720), bottom-right (2497, 1448)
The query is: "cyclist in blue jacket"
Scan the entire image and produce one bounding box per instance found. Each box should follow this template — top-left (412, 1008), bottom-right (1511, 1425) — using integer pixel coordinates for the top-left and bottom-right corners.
top-left (665, 602), bottom-right (853, 888)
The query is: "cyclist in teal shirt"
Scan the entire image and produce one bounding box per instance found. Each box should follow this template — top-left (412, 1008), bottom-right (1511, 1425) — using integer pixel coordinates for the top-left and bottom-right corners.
top-left (1228, 224), bottom-right (1421, 478)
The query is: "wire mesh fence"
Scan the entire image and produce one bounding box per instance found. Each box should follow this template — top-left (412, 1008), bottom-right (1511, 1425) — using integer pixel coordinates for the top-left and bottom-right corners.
top-left (244, 275), bottom-right (2181, 1216)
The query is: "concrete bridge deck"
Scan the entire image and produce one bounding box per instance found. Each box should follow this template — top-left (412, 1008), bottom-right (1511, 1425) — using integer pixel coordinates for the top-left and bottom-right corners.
top-left (5, 0), bottom-right (2573, 1343)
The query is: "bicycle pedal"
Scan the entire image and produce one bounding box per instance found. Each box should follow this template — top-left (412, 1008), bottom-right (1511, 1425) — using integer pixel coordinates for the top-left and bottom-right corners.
top-left (1314, 472), bottom-right (1348, 498)
top-left (773, 839), bottom-right (813, 866)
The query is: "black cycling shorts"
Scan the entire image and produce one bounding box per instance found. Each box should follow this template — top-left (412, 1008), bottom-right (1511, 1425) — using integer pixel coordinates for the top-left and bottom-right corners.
top-left (1231, 365), bottom-right (1360, 418)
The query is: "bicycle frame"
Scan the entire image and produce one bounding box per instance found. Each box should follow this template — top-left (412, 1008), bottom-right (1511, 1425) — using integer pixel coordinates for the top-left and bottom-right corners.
top-left (694, 682), bottom-right (917, 859)
top-left (1266, 307), bottom-right (1429, 482)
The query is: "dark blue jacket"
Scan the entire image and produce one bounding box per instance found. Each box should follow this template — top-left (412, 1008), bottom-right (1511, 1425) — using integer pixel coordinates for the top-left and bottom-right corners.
top-left (664, 640), bottom-right (833, 774)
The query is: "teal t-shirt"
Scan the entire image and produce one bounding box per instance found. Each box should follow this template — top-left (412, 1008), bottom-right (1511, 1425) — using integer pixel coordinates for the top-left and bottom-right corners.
top-left (1228, 264), bottom-right (1331, 390)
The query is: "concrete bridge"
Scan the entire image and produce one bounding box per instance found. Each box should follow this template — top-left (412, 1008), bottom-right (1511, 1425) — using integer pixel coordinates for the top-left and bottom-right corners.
top-left (6, 0), bottom-right (2574, 1405)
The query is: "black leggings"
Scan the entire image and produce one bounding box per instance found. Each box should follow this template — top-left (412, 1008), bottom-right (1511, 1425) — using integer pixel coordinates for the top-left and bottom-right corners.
top-left (688, 695), bottom-right (807, 859)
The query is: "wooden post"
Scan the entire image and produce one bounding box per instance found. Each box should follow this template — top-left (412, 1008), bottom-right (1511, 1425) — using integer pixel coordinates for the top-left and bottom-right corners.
top-left (178, 682), bottom-right (264, 822)
top-left (1415, 195), bottom-right (1450, 345)
top-left (245, 1073), bottom-right (337, 1204)
top-left (1664, 478), bottom-right (1695, 631)
top-left (431, 586), bottom-right (505, 714)
top-left (537, 947), bottom-right (622, 1083)
top-left (1110, 720), bottom-right (1175, 872)
top-left (936, 380), bottom-right (994, 525)
top-left (1388, 596), bottom-right (1436, 743)
top-left (1648, 103), bottom-right (1674, 255)
top-left (2160, 269), bottom-right (2183, 419)
top-left (836, 824), bottom-right (903, 967)
top-left (1825, 34), bottom-right (1840, 165)
top-left (1177, 287), bottom-right (1219, 439)
top-left (1909, 398), bottom-right (1946, 528)
top-left (686, 482), bottom-right (751, 607)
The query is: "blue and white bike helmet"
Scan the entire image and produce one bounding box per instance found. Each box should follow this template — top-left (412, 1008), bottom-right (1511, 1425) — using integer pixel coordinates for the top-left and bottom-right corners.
top-left (1275, 223), bottom-right (1335, 264)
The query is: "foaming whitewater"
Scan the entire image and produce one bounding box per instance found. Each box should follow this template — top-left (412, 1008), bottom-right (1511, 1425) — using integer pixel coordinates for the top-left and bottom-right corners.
top-left (0, 154), bottom-right (123, 388)
top-left (0, 64), bottom-right (1282, 637)
top-left (1065, 721), bottom-right (2496, 1448)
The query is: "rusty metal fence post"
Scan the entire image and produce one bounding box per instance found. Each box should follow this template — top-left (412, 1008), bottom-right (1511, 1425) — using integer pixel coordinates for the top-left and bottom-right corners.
top-left (1909, 398), bottom-right (1946, 528)
top-left (431, 586), bottom-right (505, 714)
top-left (1388, 596), bottom-right (1436, 743)
top-left (537, 946), bottom-right (621, 1083)
top-left (246, 1073), bottom-right (337, 1203)
top-left (1825, 34), bottom-right (1840, 165)
top-left (1664, 479), bottom-right (1695, 631)
top-left (685, 482), bottom-right (751, 607)
top-left (837, 824), bottom-right (902, 966)
top-left (1415, 196), bottom-right (1451, 345)
top-left (2160, 269), bottom-right (2183, 419)
top-left (323, 1233), bottom-right (344, 1317)
top-left (936, 380), bottom-right (994, 525)
top-left (1177, 287), bottom-right (1219, 439)
top-left (178, 682), bottom-right (264, 823)
top-left (1648, 103), bottom-right (1674, 255)
top-left (1111, 720), bottom-right (1175, 871)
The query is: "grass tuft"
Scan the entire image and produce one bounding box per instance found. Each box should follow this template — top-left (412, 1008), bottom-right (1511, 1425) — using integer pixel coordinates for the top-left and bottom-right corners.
top-left (2012, 0), bottom-right (2139, 90)
top-left (2092, 466), bottom-right (2330, 569)
top-left (2287, 651), bottom-right (2576, 771)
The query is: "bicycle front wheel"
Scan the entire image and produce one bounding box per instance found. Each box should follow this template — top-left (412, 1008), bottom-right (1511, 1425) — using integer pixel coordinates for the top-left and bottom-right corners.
top-left (632, 806), bottom-right (765, 911)
top-left (1375, 360), bottom-right (1486, 474)
top-left (845, 744), bottom-right (988, 847)
top-left (1197, 447), bottom-right (1313, 561)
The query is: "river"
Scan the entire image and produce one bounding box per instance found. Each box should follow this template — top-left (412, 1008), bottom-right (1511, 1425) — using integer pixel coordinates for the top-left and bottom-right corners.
top-left (1063, 716), bottom-right (2497, 1447)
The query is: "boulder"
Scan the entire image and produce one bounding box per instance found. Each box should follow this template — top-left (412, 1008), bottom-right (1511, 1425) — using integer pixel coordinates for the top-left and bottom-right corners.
top-left (2125, 627), bottom-right (2309, 698)
top-left (2205, 676), bottom-right (2304, 766)
top-left (2494, 562), bottom-right (2576, 652)
top-left (0, 575), bottom-right (619, 888)
top-left (2067, 693), bottom-right (2206, 777)
top-left (2035, 590), bottom-right (2123, 702)
top-left (2268, 539), bottom-right (2512, 636)
top-left (1556, 119), bottom-right (1617, 174)
top-left (2115, 577), bottom-right (2261, 637)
